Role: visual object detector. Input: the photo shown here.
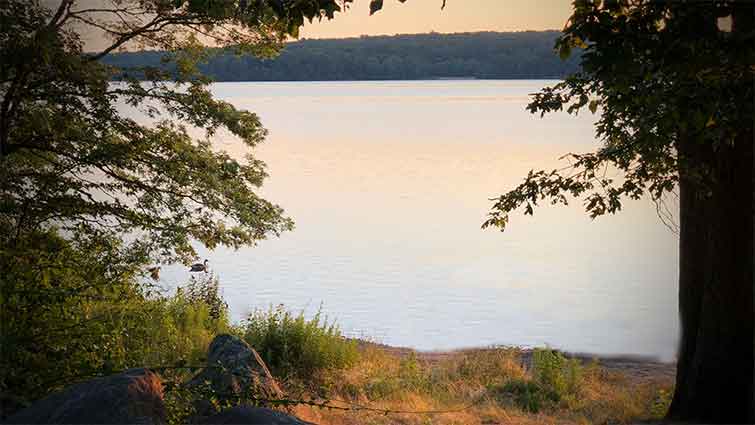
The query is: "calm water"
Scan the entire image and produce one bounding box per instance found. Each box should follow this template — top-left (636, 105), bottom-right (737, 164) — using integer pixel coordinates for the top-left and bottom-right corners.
top-left (155, 80), bottom-right (679, 361)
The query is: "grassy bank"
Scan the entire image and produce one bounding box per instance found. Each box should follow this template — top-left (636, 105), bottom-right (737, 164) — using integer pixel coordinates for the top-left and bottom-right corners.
top-left (2, 268), bottom-right (674, 424)
top-left (234, 306), bottom-right (674, 425)
top-left (288, 344), bottom-right (673, 425)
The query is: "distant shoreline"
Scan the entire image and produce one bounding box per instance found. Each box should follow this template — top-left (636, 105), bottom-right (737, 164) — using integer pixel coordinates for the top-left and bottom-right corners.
top-left (102, 30), bottom-right (581, 82)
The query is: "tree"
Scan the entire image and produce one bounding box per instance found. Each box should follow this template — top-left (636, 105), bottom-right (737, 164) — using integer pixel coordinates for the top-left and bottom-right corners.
top-left (101, 31), bottom-right (582, 81)
top-left (1, 0), bottom-right (365, 265)
top-left (0, 0), bottom-right (359, 412)
top-left (483, 1), bottom-right (753, 422)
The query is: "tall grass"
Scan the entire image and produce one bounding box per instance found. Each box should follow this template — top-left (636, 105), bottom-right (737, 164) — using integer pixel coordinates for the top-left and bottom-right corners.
top-left (490, 348), bottom-right (582, 413)
top-left (296, 344), bottom-right (673, 425)
top-left (119, 284), bottom-right (231, 370)
top-left (240, 304), bottom-right (359, 387)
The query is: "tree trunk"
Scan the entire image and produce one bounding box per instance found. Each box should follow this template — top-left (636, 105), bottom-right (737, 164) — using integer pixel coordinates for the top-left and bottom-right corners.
top-left (668, 123), bottom-right (754, 423)
top-left (666, 5), bottom-right (755, 422)
top-left (667, 80), bottom-right (754, 425)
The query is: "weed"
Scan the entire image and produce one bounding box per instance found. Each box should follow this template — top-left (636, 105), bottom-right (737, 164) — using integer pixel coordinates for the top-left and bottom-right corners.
top-left (493, 379), bottom-right (559, 413)
top-left (531, 348), bottom-right (582, 406)
top-left (241, 304), bottom-right (359, 386)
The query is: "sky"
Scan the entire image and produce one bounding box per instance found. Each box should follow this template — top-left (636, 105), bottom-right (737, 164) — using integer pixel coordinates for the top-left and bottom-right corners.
top-left (68, 0), bottom-right (574, 52)
top-left (300, 0), bottom-right (573, 39)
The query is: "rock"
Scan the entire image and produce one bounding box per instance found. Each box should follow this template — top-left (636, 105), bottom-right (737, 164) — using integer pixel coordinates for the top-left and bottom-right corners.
top-left (197, 406), bottom-right (315, 425)
top-left (5, 368), bottom-right (165, 424)
top-left (186, 334), bottom-right (283, 407)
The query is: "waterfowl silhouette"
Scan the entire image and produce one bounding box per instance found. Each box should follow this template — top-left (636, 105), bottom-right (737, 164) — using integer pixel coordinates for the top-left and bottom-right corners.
top-left (148, 266), bottom-right (160, 281)
top-left (189, 259), bottom-right (209, 273)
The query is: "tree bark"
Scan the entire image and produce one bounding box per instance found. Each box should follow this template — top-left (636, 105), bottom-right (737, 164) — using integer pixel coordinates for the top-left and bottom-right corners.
top-left (666, 5), bottom-right (755, 422)
top-left (668, 122), bottom-right (754, 423)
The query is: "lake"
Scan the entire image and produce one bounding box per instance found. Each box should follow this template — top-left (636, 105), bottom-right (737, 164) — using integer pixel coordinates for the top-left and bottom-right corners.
top-left (155, 80), bottom-right (679, 361)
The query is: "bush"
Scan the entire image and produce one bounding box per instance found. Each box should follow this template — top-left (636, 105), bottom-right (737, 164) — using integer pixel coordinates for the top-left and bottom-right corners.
top-left (120, 279), bottom-right (232, 370)
top-left (398, 352), bottom-right (429, 392)
top-left (531, 348), bottom-right (582, 405)
top-left (180, 274), bottom-right (228, 321)
top-left (0, 231), bottom-right (147, 413)
top-left (0, 230), bottom-right (232, 419)
top-left (489, 348), bottom-right (584, 414)
top-left (493, 379), bottom-right (560, 413)
top-left (240, 304), bottom-right (359, 385)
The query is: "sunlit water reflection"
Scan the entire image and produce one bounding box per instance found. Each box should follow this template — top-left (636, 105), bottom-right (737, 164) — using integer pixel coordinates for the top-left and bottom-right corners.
top-left (145, 80), bottom-right (678, 361)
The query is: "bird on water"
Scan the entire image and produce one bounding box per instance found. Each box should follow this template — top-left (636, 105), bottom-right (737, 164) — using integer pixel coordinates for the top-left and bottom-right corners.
top-left (148, 266), bottom-right (161, 281)
top-left (190, 259), bottom-right (209, 273)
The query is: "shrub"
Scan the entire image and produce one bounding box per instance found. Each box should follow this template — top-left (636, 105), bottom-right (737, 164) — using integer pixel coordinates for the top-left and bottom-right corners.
top-left (398, 352), bottom-right (430, 392)
top-left (531, 348), bottom-right (582, 405)
top-left (490, 348), bottom-right (584, 414)
top-left (240, 304), bottom-right (359, 385)
top-left (120, 281), bottom-right (232, 370)
top-left (0, 230), bottom-right (232, 417)
top-left (0, 231), bottom-right (147, 413)
top-left (493, 379), bottom-right (560, 413)
top-left (180, 274), bottom-right (228, 321)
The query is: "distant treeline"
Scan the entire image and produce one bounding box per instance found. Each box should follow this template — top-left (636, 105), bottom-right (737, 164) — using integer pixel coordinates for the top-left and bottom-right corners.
top-left (103, 31), bottom-right (580, 81)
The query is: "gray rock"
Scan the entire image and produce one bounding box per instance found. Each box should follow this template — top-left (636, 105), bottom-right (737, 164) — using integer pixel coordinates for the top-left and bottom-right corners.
top-left (197, 406), bottom-right (314, 425)
top-left (5, 368), bottom-right (165, 424)
top-left (186, 335), bottom-right (283, 410)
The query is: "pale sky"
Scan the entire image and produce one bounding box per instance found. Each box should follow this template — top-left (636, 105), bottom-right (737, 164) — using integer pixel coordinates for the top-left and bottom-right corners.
top-left (69, 0), bottom-right (573, 52)
top-left (300, 0), bottom-right (573, 39)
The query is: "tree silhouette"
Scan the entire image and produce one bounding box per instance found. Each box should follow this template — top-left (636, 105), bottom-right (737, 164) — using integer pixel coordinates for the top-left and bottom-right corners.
top-left (484, 2), bottom-right (753, 422)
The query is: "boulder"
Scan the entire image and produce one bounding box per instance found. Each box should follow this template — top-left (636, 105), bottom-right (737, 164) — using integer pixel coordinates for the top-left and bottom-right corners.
top-left (186, 334), bottom-right (283, 407)
top-left (197, 406), bottom-right (314, 425)
top-left (5, 368), bottom-right (165, 424)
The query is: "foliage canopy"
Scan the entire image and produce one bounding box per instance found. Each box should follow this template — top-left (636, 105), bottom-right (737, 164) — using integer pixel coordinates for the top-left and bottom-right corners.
top-left (0, 0), bottom-right (373, 412)
top-left (483, 0), bottom-right (754, 230)
top-left (1, 0), bottom-right (359, 265)
top-left (482, 1), bottom-right (753, 421)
